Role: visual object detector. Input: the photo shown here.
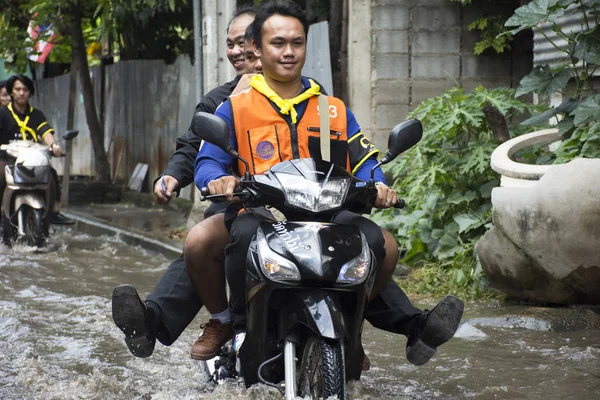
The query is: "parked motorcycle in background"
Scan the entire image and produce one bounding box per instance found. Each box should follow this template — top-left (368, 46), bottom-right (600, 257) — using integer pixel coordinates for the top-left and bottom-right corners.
top-left (192, 112), bottom-right (422, 400)
top-left (1, 130), bottom-right (78, 247)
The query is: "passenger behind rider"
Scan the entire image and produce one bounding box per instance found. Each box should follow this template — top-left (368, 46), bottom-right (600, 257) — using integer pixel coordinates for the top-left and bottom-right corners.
top-left (0, 74), bottom-right (74, 225)
top-left (187, 1), bottom-right (464, 366)
top-left (0, 80), bottom-right (11, 107)
top-left (111, 8), bottom-right (263, 358)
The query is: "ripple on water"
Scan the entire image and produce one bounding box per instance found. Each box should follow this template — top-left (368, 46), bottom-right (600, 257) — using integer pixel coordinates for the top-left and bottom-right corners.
top-left (15, 361), bottom-right (133, 400)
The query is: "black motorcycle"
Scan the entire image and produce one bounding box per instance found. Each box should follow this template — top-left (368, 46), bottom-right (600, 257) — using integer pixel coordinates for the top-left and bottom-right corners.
top-left (192, 112), bottom-right (422, 399)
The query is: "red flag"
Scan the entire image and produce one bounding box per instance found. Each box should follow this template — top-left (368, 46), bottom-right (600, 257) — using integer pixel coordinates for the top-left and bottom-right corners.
top-left (26, 17), bottom-right (56, 63)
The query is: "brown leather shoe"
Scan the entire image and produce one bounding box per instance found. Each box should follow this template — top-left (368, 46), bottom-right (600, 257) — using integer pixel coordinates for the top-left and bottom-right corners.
top-left (190, 319), bottom-right (233, 360)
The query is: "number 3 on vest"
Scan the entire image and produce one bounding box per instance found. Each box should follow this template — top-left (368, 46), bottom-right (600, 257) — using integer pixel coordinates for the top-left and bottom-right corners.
top-left (316, 104), bottom-right (338, 119)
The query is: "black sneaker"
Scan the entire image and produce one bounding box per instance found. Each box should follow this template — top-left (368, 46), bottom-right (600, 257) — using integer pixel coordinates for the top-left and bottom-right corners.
top-left (406, 295), bottom-right (464, 366)
top-left (112, 284), bottom-right (157, 358)
top-left (49, 212), bottom-right (75, 225)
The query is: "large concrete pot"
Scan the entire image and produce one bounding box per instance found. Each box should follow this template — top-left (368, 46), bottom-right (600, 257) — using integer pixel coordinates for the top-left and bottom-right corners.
top-left (477, 129), bottom-right (600, 304)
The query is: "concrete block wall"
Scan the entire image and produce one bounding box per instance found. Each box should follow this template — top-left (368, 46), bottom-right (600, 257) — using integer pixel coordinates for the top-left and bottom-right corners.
top-left (349, 0), bottom-right (532, 150)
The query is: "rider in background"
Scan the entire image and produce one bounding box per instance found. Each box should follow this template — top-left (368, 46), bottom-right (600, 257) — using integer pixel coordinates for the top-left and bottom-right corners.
top-left (0, 74), bottom-right (74, 225)
top-left (0, 80), bottom-right (11, 107)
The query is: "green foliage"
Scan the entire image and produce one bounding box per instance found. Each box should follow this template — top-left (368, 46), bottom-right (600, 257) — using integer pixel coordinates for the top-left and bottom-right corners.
top-left (514, 65), bottom-right (572, 99)
top-left (450, 1), bottom-right (521, 55)
top-left (96, 0), bottom-right (194, 63)
top-left (0, 0), bottom-right (194, 72)
top-left (505, 0), bottom-right (600, 162)
top-left (504, 0), bottom-right (567, 35)
top-left (468, 16), bottom-right (514, 55)
top-left (396, 244), bottom-right (498, 301)
top-left (372, 86), bottom-right (536, 298)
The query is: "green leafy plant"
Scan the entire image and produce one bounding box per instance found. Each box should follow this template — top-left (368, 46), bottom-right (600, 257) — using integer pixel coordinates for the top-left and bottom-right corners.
top-left (505, 0), bottom-right (600, 161)
top-left (449, 0), bottom-right (521, 55)
top-left (468, 15), bottom-right (514, 55)
top-left (372, 86), bottom-right (537, 299)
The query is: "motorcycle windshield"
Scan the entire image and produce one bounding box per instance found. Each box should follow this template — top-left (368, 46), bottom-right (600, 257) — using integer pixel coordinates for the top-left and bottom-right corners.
top-left (270, 159), bottom-right (351, 213)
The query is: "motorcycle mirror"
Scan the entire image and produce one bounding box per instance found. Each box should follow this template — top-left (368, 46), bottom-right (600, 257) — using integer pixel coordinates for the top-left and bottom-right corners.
top-left (191, 111), bottom-right (232, 151)
top-left (191, 111), bottom-right (252, 179)
top-left (380, 119), bottom-right (423, 165)
top-left (63, 130), bottom-right (79, 141)
top-left (369, 119), bottom-right (423, 186)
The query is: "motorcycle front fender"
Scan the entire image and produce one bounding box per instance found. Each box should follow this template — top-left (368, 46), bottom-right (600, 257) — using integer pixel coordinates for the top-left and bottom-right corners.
top-left (15, 193), bottom-right (46, 211)
top-left (279, 291), bottom-right (345, 340)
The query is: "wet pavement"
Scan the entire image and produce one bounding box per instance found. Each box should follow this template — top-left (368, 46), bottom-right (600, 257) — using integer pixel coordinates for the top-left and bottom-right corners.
top-left (2, 196), bottom-right (600, 399)
top-left (63, 197), bottom-right (189, 258)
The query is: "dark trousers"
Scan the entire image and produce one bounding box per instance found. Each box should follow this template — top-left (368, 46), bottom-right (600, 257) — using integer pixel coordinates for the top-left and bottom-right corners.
top-left (147, 254), bottom-right (201, 345)
top-left (148, 256), bottom-right (422, 345)
top-left (145, 201), bottom-right (228, 345)
top-left (0, 159), bottom-right (10, 203)
top-left (225, 210), bottom-right (422, 335)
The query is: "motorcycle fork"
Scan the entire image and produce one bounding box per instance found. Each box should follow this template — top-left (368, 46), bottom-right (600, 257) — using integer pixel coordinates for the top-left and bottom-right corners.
top-left (283, 338), bottom-right (297, 400)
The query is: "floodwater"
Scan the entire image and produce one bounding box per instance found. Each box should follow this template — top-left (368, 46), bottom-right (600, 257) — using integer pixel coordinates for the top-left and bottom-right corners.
top-left (1, 230), bottom-right (600, 400)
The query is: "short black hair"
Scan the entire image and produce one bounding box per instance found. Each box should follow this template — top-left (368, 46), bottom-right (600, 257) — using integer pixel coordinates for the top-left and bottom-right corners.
top-left (6, 74), bottom-right (35, 96)
top-left (227, 6), bottom-right (259, 33)
top-left (251, 1), bottom-right (309, 50)
top-left (244, 21), bottom-right (254, 43)
top-left (0, 80), bottom-right (7, 89)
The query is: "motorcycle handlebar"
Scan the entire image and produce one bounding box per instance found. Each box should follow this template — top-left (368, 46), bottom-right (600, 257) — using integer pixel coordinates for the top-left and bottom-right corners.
top-left (394, 198), bottom-right (406, 209)
top-left (201, 185), bottom-right (406, 210)
top-left (200, 186), bottom-right (246, 201)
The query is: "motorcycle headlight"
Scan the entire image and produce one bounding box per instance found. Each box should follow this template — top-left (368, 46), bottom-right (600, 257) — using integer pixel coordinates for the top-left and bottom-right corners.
top-left (281, 176), bottom-right (350, 212)
top-left (336, 232), bottom-right (371, 284)
top-left (257, 228), bottom-right (301, 282)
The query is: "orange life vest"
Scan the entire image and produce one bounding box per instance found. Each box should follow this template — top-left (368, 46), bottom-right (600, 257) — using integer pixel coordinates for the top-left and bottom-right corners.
top-left (229, 88), bottom-right (351, 176)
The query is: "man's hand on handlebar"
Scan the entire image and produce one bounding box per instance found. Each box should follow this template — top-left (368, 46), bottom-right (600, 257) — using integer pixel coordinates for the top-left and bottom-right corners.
top-left (374, 182), bottom-right (398, 209)
top-left (50, 143), bottom-right (64, 157)
top-left (208, 175), bottom-right (241, 202)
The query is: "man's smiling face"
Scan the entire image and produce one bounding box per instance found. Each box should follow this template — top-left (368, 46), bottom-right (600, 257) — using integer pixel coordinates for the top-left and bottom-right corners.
top-left (226, 14), bottom-right (255, 75)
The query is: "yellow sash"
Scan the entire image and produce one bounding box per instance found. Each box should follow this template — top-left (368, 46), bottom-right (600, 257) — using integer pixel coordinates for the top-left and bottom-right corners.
top-left (8, 103), bottom-right (37, 142)
top-left (249, 74), bottom-right (321, 124)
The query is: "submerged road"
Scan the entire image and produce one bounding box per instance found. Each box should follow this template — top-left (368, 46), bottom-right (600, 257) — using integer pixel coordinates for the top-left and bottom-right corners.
top-left (1, 229), bottom-right (600, 399)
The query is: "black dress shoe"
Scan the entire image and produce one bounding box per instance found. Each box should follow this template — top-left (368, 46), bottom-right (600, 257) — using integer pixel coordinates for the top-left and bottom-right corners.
top-left (49, 212), bottom-right (75, 225)
top-left (406, 295), bottom-right (464, 366)
top-left (112, 284), bottom-right (157, 358)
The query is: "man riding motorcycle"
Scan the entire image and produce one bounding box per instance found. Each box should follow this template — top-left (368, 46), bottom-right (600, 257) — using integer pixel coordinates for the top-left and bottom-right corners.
top-left (188, 1), bottom-right (464, 368)
top-left (111, 7), bottom-right (264, 358)
top-left (0, 74), bottom-right (74, 225)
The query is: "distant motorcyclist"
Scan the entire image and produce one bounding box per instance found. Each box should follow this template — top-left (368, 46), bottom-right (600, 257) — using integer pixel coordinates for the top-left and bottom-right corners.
top-left (0, 80), bottom-right (11, 107)
top-left (188, 0), bottom-right (464, 367)
top-left (0, 74), bottom-right (74, 225)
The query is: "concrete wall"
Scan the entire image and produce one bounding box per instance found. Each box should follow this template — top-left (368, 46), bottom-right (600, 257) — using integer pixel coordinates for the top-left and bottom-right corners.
top-left (202, 0), bottom-right (237, 92)
top-left (349, 0), bottom-right (532, 150)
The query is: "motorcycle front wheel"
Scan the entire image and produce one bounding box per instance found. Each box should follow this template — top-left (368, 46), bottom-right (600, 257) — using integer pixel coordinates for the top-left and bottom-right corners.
top-left (297, 335), bottom-right (345, 399)
top-left (20, 207), bottom-right (46, 247)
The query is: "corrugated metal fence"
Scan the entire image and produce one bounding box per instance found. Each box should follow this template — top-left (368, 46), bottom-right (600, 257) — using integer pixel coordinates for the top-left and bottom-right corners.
top-left (534, 7), bottom-right (598, 71)
top-left (32, 56), bottom-right (197, 195)
top-left (29, 22), bottom-right (332, 198)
